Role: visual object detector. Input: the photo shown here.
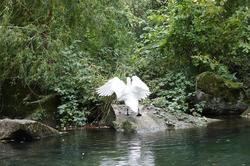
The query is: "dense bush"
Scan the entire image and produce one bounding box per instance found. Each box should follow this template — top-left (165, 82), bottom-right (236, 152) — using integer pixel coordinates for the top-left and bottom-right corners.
top-left (0, 0), bottom-right (249, 126)
top-left (0, 0), bottom-right (136, 127)
top-left (137, 0), bottom-right (249, 76)
top-left (132, 0), bottom-right (249, 114)
top-left (147, 72), bottom-right (194, 112)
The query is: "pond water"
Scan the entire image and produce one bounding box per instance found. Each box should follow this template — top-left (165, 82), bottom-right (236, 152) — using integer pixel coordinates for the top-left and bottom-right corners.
top-left (1, 118), bottom-right (250, 166)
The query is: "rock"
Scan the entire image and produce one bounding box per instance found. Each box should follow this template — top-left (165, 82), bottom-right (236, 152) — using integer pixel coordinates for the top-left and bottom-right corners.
top-left (196, 72), bottom-right (248, 116)
top-left (111, 105), bottom-right (217, 133)
top-left (241, 107), bottom-right (250, 118)
top-left (112, 105), bottom-right (166, 133)
top-left (0, 119), bottom-right (59, 142)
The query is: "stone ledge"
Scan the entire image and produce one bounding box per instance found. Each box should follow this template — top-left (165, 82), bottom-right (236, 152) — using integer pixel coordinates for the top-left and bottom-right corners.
top-left (0, 119), bottom-right (59, 142)
top-left (111, 105), bottom-right (218, 133)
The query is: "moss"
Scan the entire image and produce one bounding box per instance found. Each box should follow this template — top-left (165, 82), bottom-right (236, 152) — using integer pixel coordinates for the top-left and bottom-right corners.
top-left (121, 120), bottom-right (136, 133)
top-left (197, 72), bottom-right (243, 102)
top-left (224, 79), bottom-right (242, 89)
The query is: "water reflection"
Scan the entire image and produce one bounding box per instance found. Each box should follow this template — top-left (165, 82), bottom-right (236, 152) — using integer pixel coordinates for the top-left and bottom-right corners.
top-left (1, 119), bottom-right (250, 166)
top-left (96, 132), bottom-right (155, 166)
top-left (127, 138), bottom-right (154, 166)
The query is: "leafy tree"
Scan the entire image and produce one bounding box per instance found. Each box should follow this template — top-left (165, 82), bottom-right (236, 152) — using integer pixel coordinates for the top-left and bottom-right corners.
top-left (133, 0), bottom-right (249, 113)
top-left (0, 0), bottom-right (136, 127)
top-left (0, 0), bottom-right (249, 126)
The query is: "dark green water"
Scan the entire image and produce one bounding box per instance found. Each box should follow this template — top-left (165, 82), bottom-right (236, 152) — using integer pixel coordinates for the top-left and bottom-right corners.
top-left (1, 118), bottom-right (250, 166)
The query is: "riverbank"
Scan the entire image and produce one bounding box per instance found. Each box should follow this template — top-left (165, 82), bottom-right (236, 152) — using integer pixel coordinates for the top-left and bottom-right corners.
top-left (111, 105), bottom-right (220, 133)
top-left (2, 118), bottom-right (250, 166)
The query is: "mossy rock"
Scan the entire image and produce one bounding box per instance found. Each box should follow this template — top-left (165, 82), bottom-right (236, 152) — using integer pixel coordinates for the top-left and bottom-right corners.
top-left (111, 105), bottom-right (166, 133)
top-left (111, 105), bottom-right (216, 132)
top-left (196, 72), bottom-right (248, 116)
top-left (113, 120), bottom-right (136, 133)
top-left (121, 120), bottom-right (136, 133)
top-left (196, 72), bottom-right (243, 102)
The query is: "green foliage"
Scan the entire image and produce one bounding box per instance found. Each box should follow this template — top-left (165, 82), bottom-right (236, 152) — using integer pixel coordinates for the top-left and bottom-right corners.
top-left (0, 0), bottom-right (136, 127)
top-left (31, 108), bottom-right (47, 121)
top-left (57, 95), bottom-right (86, 127)
top-left (133, 0), bottom-right (249, 114)
top-left (192, 54), bottom-right (236, 80)
top-left (192, 101), bottom-right (206, 115)
top-left (0, 0), bottom-right (249, 125)
top-left (52, 42), bottom-right (103, 127)
top-left (137, 0), bottom-right (249, 78)
top-left (147, 72), bottom-right (194, 113)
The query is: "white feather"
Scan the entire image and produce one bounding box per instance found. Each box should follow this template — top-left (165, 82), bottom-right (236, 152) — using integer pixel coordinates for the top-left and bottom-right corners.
top-left (96, 77), bottom-right (126, 100)
top-left (131, 76), bottom-right (150, 100)
top-left (96, 75), bottom-right (150, 114)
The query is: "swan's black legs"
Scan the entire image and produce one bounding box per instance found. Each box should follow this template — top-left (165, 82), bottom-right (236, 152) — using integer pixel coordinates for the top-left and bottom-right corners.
top-left (127, 108), bottom-right (141, 116)
top-left (136, 108), bottom-right (142, 116)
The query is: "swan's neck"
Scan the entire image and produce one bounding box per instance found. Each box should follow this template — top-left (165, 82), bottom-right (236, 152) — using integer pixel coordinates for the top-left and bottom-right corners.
top-left (126, 77), bottom-right (131, 86)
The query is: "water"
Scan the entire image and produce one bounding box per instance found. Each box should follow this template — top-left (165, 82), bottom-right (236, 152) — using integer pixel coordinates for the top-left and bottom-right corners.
top-left (1, 118), bottom-right (250, 166)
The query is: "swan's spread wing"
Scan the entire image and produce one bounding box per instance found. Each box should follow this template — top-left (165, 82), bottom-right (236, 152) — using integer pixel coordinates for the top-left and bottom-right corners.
top-left (96, 77), bottom-right (126, 98)
top-left (131, 76), bottom-right (150, 100)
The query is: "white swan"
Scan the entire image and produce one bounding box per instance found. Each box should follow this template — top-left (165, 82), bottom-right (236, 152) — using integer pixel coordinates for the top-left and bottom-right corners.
top-left (96, 76), bottom-right (150, 116)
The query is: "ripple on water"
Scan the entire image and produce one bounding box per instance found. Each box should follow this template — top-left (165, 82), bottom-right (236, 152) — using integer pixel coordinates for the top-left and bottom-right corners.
top-left (1, 119), bottom-right (250, 166)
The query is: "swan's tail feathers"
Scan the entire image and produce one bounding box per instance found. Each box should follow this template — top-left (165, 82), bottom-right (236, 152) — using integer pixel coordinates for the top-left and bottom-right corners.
top-left (125, 98), bottom-right (139, 113)
top-left (96, 77), bottom-right (127, 97)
